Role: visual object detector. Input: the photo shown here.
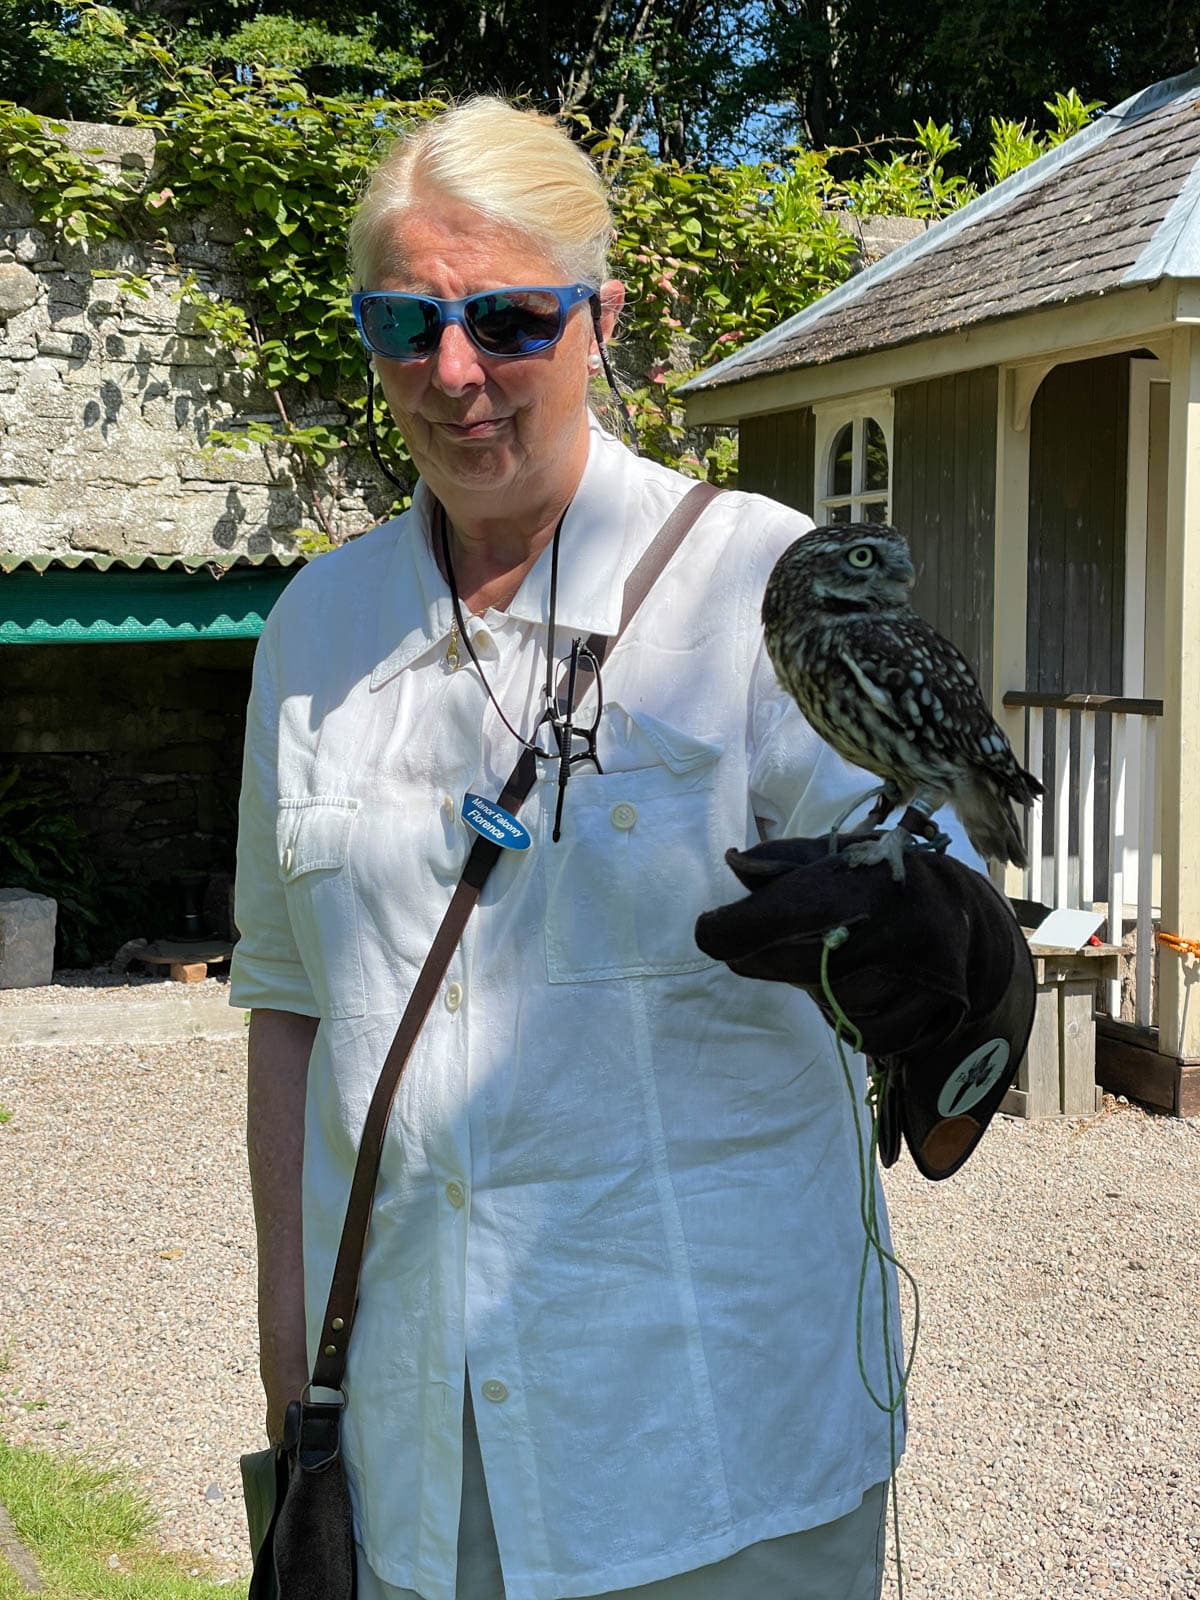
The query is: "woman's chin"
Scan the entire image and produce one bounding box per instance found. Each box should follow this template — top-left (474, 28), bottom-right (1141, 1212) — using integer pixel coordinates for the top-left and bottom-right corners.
top-left (429, 438), bottom-right (523, 494)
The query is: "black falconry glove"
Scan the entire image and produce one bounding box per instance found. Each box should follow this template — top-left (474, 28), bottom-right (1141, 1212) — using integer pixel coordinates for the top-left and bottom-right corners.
top-left (694, 834), bottom-right (1036, 1181)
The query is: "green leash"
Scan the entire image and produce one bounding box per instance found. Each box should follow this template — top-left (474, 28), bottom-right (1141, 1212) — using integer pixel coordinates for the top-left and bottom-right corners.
top-left (820, 929), bottom-right (920, 1600)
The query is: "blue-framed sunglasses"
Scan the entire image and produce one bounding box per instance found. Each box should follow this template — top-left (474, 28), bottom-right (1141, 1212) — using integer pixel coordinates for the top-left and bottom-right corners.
top-left (351, 283), bottom-right (598, 362)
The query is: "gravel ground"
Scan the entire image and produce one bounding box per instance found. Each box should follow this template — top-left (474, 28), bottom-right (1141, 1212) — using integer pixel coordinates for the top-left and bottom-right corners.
top-left (1, 1017), bottom-right (1198, 1597)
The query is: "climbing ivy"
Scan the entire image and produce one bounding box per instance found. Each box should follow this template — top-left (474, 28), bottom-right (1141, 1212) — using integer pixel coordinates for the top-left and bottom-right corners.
top-left (0, 16), bottom-right (1104, 514)
top-left (0, 102), bottom-right (146, 244)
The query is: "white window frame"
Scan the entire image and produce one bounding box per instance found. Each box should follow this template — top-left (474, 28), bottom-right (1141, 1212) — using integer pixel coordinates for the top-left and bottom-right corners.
top-left (812, 391), bottom-right (895, 524)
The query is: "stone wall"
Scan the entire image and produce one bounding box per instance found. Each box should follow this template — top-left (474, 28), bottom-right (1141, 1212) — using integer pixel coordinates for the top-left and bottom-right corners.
top-left (0, 122), bottom-right (389, 562)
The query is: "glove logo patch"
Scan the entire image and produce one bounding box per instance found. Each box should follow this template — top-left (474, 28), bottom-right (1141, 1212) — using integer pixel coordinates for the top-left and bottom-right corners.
top-left (937, 1039), bottom-right (1010, 1117)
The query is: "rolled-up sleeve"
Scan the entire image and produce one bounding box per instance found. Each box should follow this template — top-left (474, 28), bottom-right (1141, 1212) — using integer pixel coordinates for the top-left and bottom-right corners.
top-left (229, 622), bottom-right (319, 1016)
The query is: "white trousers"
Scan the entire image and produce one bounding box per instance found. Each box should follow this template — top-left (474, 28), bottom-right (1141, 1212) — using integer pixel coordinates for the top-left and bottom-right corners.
top-left (356, 1388), bottom-right (888, 1600)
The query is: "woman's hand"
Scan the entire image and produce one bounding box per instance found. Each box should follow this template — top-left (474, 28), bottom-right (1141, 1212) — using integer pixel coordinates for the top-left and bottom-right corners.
top-left (695, 834), bottom-right (1035, 1179)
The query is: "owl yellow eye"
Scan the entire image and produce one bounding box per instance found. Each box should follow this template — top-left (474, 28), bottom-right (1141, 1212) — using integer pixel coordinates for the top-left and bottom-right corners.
top-left (846, 545), bottom-right (875, 568)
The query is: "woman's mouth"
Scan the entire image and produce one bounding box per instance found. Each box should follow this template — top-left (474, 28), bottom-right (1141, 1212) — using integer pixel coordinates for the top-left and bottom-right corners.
top-left (439, 417), bottom-right (510, 439)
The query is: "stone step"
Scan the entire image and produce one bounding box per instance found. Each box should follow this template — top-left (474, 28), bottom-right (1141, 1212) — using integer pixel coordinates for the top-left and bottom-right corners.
top-left (0, 987), bottom-right (244, 1048)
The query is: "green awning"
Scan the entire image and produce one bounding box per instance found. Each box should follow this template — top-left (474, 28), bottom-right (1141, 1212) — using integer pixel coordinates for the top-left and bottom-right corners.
top-left (0, 551), bottom-right (308, 644)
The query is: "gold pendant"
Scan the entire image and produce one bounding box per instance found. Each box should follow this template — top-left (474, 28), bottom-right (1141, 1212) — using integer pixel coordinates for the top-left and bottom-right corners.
top-left (446, 620), bottom-right (461, 671)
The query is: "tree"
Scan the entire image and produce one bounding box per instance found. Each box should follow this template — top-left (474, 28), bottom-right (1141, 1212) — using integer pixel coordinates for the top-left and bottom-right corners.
top-left (2, 3), bottom-right (428, 117)
top-left (752, 0), bottom-right (1200, 168)
top-left (4, 0), bottom-right (1200, 169)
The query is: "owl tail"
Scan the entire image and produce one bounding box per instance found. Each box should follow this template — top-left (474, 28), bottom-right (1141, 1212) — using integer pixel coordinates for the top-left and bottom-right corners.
top-left (955, 778), bottom-right (1031, 868)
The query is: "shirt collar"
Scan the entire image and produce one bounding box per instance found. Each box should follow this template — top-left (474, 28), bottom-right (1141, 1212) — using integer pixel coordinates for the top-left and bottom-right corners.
top-left (369, 480), bottom-right (455, 690)
top-left (503, 418), bottom-right (636, 638)
top-left (370, 420), bottom-right (637, 692)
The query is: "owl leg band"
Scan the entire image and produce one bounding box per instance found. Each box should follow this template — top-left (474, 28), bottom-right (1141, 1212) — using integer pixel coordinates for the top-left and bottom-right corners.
top-left (896, 800), bottom-right (952, 854)
top-left (694, 836), bottom-right (1036, 1180)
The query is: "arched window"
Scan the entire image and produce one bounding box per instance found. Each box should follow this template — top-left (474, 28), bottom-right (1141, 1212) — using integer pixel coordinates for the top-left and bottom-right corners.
top-left (814, 398), bottom-right (893, 525)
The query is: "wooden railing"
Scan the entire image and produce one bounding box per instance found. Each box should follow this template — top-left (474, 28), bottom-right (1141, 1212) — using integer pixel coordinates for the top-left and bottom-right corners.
top-left (1003, 691), bottom-right (1164, 1027)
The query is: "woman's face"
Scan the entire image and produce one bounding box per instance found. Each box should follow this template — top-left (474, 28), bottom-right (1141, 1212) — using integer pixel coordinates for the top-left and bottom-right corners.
top-left (370, 198), bottom-right (623, 518)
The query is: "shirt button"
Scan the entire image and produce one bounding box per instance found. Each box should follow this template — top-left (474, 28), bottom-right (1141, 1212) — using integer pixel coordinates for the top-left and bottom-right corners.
top-left (481, 1379), bottom-right (508, 1404)
top-left (281, 846), bottom-right (295, 872)
top-left (445, 981), bottom-right (463, 1012)
top-left (445, 1181), bottom-right (466, 1209)
top-left (472, 628), bottom-right (492, 651)
top-left (610, 802), bottom-right (637, 830)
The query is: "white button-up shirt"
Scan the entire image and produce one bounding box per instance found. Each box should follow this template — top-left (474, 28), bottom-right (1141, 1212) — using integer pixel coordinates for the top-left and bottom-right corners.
top-left (231, 422), bottom-right (906, 1600)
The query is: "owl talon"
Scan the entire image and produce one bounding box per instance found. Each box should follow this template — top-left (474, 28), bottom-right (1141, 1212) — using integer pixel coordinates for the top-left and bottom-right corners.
top-left (843, 827), bottom-right (912, 883)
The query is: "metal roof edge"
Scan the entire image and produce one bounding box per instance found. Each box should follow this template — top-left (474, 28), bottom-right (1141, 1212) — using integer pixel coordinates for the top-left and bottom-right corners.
top-left (1124, 135), bottom-right (1200, 284)
top-left (0, 549), bottom-right (310, 575)
top-left (680, 68), bottom-right (1200, 398)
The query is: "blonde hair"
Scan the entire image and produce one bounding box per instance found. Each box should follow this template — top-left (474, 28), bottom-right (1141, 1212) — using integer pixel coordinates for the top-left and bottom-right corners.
top-left (348, 97), bottom-right (613, 291)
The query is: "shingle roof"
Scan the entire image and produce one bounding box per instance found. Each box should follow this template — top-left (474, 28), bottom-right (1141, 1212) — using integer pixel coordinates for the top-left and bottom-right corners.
top-left (0, 549), bottom-right (307, 575)
top-left (681, 69), bottom-right (1200, 396)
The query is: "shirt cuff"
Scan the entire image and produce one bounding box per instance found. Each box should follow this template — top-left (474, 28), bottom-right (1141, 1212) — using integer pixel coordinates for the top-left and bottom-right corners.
top-left (228, 948), bottom-right (321, 1017)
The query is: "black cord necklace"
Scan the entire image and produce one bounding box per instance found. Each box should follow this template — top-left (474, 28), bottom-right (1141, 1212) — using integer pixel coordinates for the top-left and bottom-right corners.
top-left (436, 500), bottom-right (566, 755)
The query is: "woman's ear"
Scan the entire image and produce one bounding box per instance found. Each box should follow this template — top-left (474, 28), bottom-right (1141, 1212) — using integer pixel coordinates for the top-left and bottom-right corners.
top-left (597, 279), bottom-right (626, 344)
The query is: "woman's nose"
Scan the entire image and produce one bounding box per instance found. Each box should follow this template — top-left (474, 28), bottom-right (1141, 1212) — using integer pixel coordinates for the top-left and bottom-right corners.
top-left (431, 319), bottom-right (486, 394)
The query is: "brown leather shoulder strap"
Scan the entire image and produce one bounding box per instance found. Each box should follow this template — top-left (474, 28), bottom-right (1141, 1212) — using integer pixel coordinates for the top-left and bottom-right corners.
top-left (310, 480), bottom-right (723, 1392)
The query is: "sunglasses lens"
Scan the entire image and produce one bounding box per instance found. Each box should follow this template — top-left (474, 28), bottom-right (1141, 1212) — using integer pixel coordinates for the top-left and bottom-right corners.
top-left (465, 290), bottom-right (564, 355)
top-left (360, 295), bottom-right (440, 359)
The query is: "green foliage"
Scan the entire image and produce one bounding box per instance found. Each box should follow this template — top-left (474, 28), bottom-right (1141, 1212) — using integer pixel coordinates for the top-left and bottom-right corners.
top-left (0, 1436), bottom-right (230, 1599)
top-left (988, 117), bottom-right (1046, 184)
top-left (22, 3), bottom-right (179, 120)
top-left (0, 0), bottom-right (1193, 168)
top-left (604, 136), bottom-right (857, 469)
top-left (132, 63), bottom-right (432, 501)
top-left (1043, 89), bottom-right (1105, 146)
top-left (754, 0), bottom-right (1189, 174)
top-left (988, 89), bottom-right (1105, 182)
top-left (836, 121), bottom-right (978, 218)
top-left (0, 18), bottom-right (1106, 494)
top-left (0, 765), bottom-right (104, 967)
top-left (4, 1), bottom-right (428, 119)
top-left (601, 98), bottom-right (1084, 471)
top-left (0, 100), bottom-right (145, 244)
top-left (178, 13), bottom-right (425, 92)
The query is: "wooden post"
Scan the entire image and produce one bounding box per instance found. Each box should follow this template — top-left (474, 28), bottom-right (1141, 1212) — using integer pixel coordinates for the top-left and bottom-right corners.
top-left (1159, 329), bottom-right (1200, 1062)
top-left (1003, 947), bottom-right (1115, 1118)
top-left (993, 365), bottom-right (1034, 900)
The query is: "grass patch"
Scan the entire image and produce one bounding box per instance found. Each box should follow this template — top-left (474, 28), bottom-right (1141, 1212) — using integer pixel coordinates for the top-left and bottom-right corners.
top-left (0, 1109), bottom-right (12, 1126)
top-left (0, 1436), bottom-right (239, 1599)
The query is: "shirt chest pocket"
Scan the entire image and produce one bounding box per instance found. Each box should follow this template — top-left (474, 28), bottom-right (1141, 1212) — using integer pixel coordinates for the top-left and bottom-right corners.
top-left (543, 723), bottom-right (725, 984)
top-left (277, 798), bottom-right (366, 1019)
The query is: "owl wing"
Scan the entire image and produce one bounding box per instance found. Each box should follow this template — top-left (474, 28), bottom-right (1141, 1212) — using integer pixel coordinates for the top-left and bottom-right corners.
top-left (835, 613), bottom-right (1027, 790)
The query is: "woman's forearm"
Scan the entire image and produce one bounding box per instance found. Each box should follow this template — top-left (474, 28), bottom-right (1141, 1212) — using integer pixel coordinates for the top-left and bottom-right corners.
top-left (247, 1007), bottom-right (319, 1443)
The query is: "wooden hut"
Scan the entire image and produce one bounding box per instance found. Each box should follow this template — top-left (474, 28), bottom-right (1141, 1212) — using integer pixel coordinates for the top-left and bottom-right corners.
top-left (681, 71), bottom-right (1200, 1115)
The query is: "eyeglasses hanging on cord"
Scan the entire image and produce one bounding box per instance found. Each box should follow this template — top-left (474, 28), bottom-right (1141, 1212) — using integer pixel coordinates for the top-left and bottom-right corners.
top-left (436, 502), bottom-right (604, 841)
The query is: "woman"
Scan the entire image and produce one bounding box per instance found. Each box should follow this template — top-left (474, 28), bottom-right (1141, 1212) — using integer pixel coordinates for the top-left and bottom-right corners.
top-left (232, 97), bottom-right (901, 1600)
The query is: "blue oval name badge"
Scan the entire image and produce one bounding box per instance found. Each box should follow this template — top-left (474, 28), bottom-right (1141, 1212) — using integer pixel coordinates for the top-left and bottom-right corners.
top-left (461, 793), bottom-right (533, 851)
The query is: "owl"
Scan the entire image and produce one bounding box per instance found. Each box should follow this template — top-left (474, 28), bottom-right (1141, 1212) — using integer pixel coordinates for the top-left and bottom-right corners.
top-left (762, 522), bottom-right (1042, 872)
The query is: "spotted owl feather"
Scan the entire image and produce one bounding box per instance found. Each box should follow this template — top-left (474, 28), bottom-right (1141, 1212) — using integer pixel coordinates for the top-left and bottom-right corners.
top-left (762, 523), bottom-right (1042, 866)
